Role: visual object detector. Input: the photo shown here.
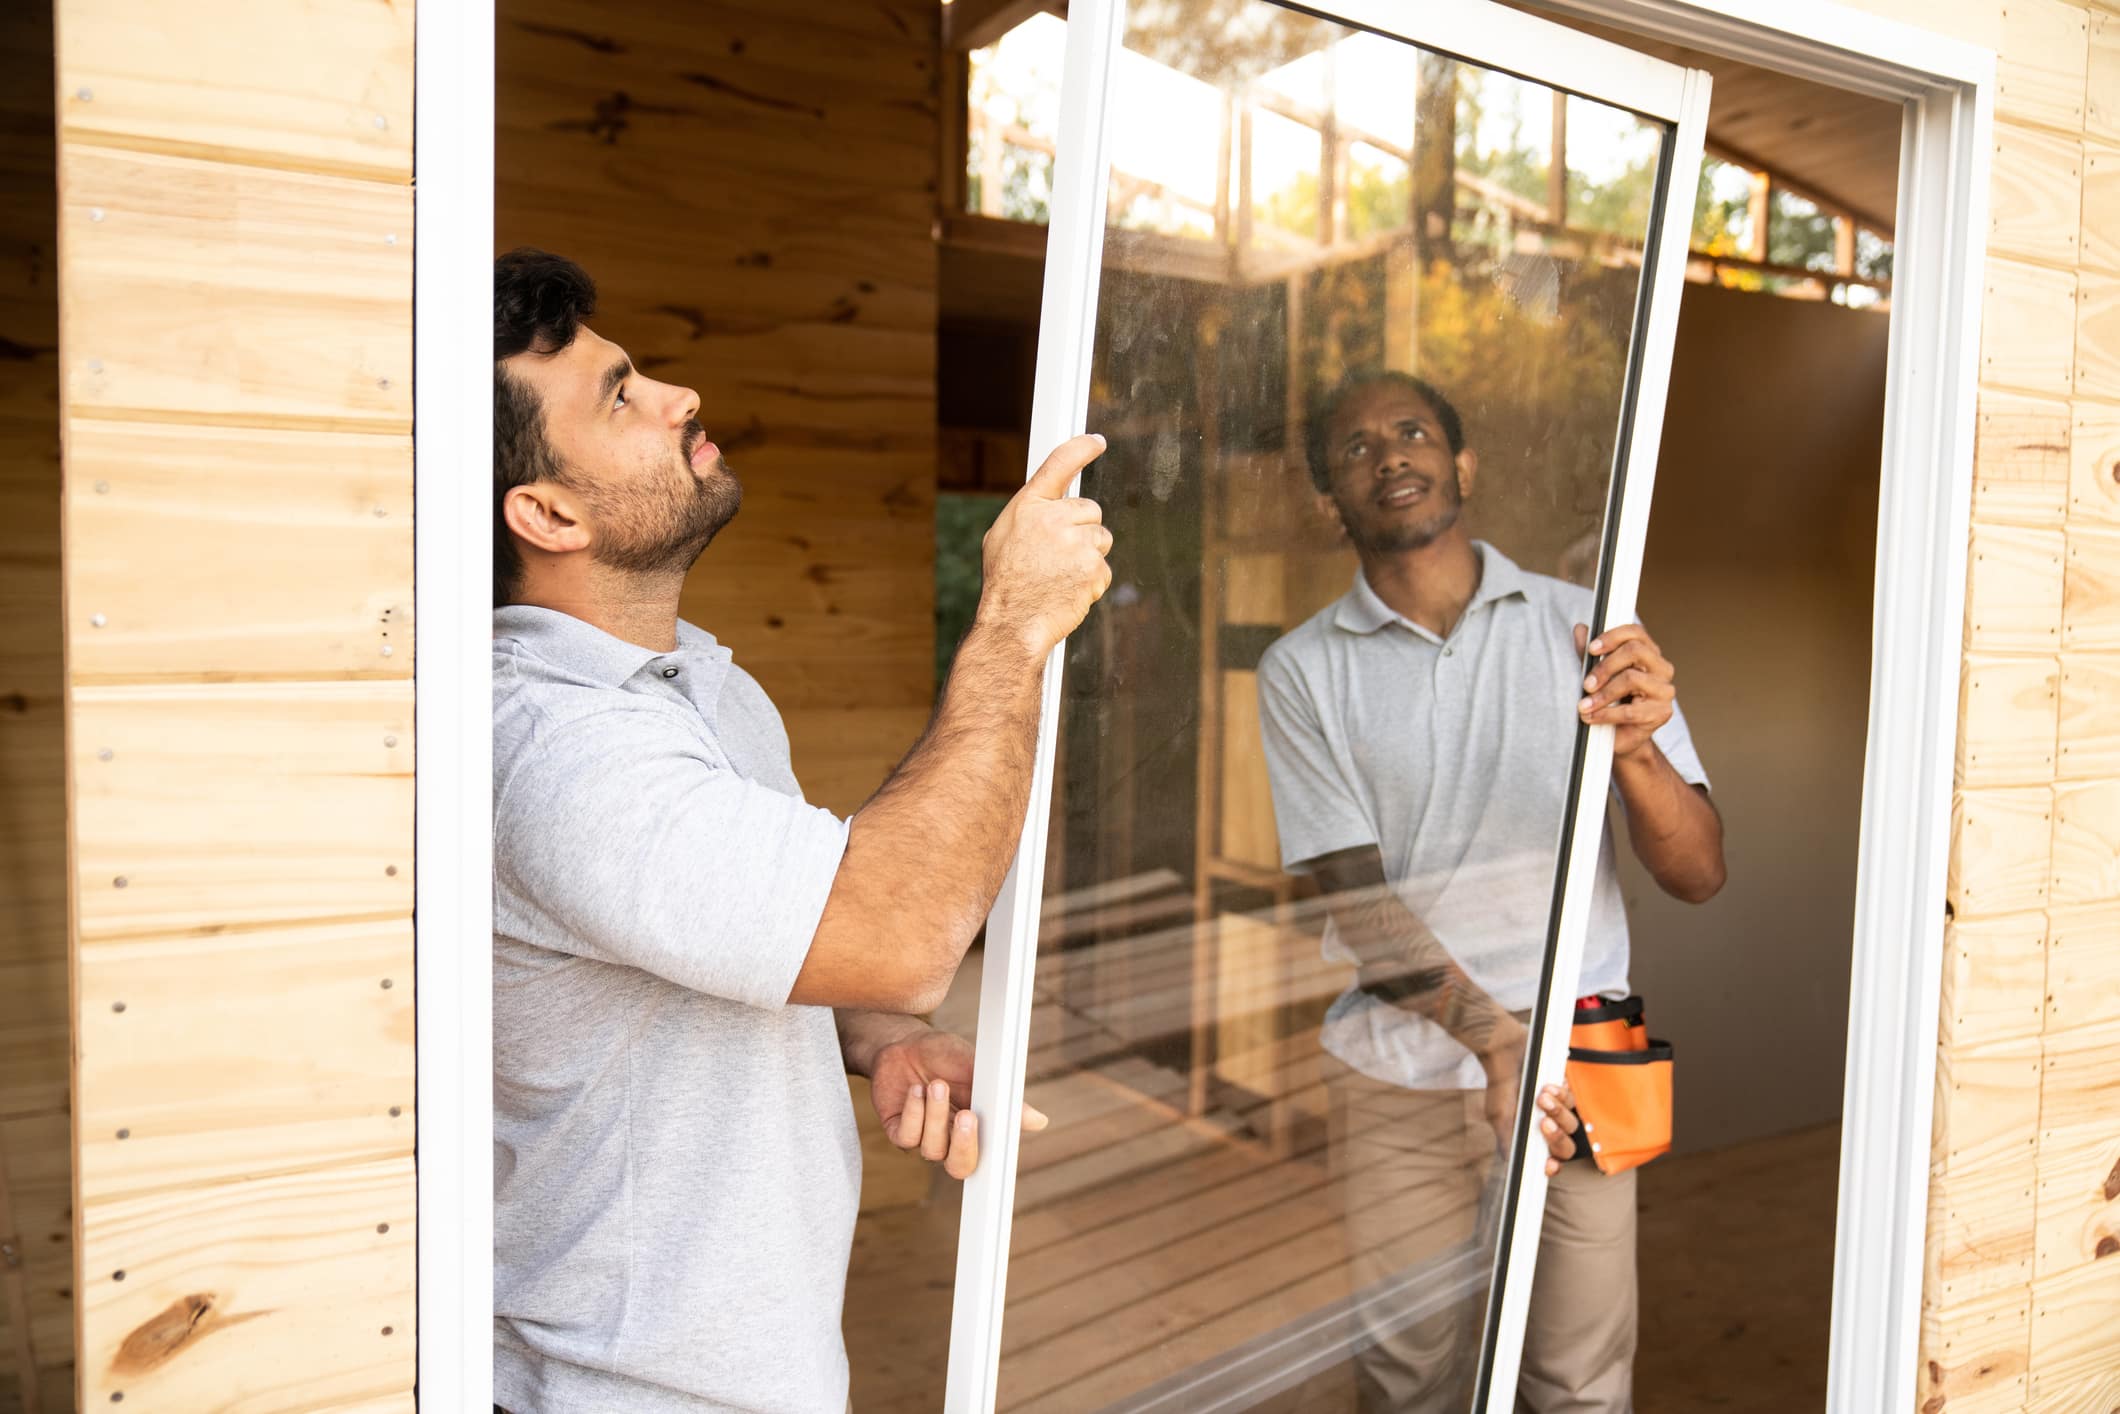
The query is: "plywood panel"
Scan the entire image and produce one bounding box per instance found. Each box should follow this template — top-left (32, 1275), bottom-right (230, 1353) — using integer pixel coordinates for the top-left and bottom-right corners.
top-left (1966, 522), bottom-right (2067, 652)
top-left (1983, 260), bottom-right (2080, 396)
top-left (2075, 269), bottom-right (2120, 399)
top-left (76, 919), bottom-right (413, 1206)
top-left (1920, 1283), bottom-right (2031, 1414)
top-left (2028, 1259), bottom-right (2120, 1408)
top-left (2068, 401), bottom-right (2120, 522)
top-left (776, 705), bottom-right (931, 818)
top-left (2089, 11), bottom-right (2120, 145)
top-left (1959, 653), bottom-right (2061, 786)
top-left (64, 421), bottom-right (411, 681)
top-left (59, 146), bottom-right (411, 431)
top-left (56, 0), bottom-right (413, 181)
top-left (1940, 914), bottom-right (2048, 1049)
top-left (1934, 1033), bottom-right (2046, 1173)
top-left (2061, 522), bottom-right (2120, 649)
top-left (2083, 140), bottom-right (2120, 272)
top-left (2033, 1024), bottom-right (2120, 1278)
top-left (1928, 1160), bottom-right (2038, 1304)
top-left (2051, 778), bottom-right (2120, 905)
top-left (1991, 121), bottom-right (2084, 266)
top-left (2059, 652), bottom-right (2120, 779)
top-left (1950, 786), bottom-right (2055, 917)
top-left (77, 1156), bottom-right (414, 1411)
top-left (1218, 670), bottom-right (1280, 871)
top-left (1997, 0), bottom-right (2091, 132)
top-left (71, 681), bottom-right (413, 940)
top-left (1977, 390), bottom-right (2071, 485)
top-left (1973, 473), bottom-right (2069, 526)
top-left (2047, 900), bottom-right (2120, 1032)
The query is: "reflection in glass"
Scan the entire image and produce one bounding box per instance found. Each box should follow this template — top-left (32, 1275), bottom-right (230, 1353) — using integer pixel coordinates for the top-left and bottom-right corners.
top-left (995, 3), bottom-right (1670, 1410)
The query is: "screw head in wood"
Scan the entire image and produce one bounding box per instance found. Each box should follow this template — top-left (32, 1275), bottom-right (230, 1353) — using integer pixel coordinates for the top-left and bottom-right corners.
top-left (89, 207), bottom-right (104, 222)
top-left (376, 1222), bottom-right (389, 1234)
top-left (373, 114), bottom-right (387, 130)
top-left (380, 644), bottom-right (394, 657)
top-left (388, 1106), bottom-right (401, 1118)
top-left (382, 1325), bottom-right (394, 1336)
top-left (385, 233), bottom-right (397, 245)
top-left (373, 506), bottom-right (388, 517)
top-left (112, 1001), bottom-right (125, 1013)
top-left (97, 748), bottom-right (112, 761)
top-left (383, 734), bottom-right (398, 748)
top-left (112, 875), bottom-right (127, 888)
top-left (115, 1128), bottom-right (128, 1140)
top-left (90, 613), bottom-right (106, 627)
top-left (76, 86), bottom-right (92, 101)
top-left (385, 864), bottom-right (398, 877)
top-left (377, 377), bottom-right (390, 389)
top-left (94, 480), bottom-right (109, 493)
top-left (380, 977), bottom-right (393, 989)
top-left (112, 1269), bottom-right (124, 1281)
top-left (86, 357), bottom-right (102, 373)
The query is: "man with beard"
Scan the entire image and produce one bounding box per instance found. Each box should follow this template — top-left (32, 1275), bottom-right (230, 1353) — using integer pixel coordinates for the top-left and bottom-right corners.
top-left (1256, 371), bottom-right (1725, 1412)
top-left (488, 249), bottom-right (1111, 1412)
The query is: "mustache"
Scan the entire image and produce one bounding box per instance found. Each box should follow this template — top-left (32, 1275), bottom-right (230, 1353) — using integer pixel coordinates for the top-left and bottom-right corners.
top-left (681, 419), bottom-right (707, 464)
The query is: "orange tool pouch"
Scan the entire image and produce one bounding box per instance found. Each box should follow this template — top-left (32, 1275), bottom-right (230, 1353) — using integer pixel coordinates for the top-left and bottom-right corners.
top-left (1565, 996), bottom-right (1673, 1175)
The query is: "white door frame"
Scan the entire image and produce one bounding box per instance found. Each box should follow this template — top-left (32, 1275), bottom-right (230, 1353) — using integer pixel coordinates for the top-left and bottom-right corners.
top-left (411, 2), bottom-right (1991, 1412)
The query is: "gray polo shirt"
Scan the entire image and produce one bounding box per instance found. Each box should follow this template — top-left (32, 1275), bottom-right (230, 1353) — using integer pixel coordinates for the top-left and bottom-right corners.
top-left (1257, 543), bottom-right (1707, 1091)
top-left (491, 605), bottom-right (857, 1413)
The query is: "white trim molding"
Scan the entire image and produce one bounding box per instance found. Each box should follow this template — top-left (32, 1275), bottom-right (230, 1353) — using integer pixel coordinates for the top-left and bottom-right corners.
top-left (414, 0), bottom-right (498, 1407)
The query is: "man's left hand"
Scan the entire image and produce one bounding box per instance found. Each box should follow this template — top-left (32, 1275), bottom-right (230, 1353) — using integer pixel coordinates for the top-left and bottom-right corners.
top-left (870, 1028), bottom-right (1049, 1180)
top-left (1573, 622), bottom-right (1675, 759)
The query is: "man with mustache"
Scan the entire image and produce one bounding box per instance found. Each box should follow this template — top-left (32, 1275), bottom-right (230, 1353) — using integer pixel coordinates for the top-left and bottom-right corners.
top-left (488, 249), bottom-right (1111, 1412)
top-left (1257, 370), bottom-right (1726, 1411)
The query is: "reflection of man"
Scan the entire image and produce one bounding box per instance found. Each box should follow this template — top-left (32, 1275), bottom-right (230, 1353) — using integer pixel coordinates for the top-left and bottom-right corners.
top-left (1257, 371), bottom-right (1725, 1411)
top-left (489, 250), bottom-right (1111, 1411)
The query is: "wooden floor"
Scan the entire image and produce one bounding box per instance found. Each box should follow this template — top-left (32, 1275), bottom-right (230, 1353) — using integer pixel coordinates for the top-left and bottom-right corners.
top-left (845, 1084), bottom-right (1839, 1413)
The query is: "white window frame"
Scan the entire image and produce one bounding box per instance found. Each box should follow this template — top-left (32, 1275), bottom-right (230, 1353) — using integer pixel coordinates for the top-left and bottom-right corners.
top-left (412, 1), bottom-right (1991, 1411)
top-left (944, 4), bottom-right (1711, 1408)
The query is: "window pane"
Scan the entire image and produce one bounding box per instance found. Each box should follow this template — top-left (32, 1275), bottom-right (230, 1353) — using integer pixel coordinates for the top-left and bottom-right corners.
top-left (1692, 153), bottom-right (1756, 255)
top-left (968, 12), bottom-right (1065, 221)
top-left (994, 3), bottom-right (1671, 1407)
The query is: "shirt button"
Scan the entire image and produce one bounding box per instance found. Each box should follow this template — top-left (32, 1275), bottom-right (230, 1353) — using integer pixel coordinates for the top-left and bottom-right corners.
top-left (1442, 647), bottom-right (1454, 657)
top-left (661, 667), bottom-right (679, 679)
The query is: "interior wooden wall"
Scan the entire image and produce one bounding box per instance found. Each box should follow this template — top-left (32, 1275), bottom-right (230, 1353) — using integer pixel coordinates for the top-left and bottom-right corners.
top-left (1898, 1), bottom-right (2120, 1409)
top-left (495, 0), bottom-right (941, 817)
top-left (50, 1), bottom-right (418, 1408)
top-left (0, 1), bottom-right (71, 1408)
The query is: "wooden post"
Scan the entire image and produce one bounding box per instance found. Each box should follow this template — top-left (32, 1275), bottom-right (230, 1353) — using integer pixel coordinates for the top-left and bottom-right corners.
top-left (1411, 52), bottom-right (1458, 267)
top-left (1548, 89), bottom-right (1568, 225)
top-left (1748, 169), bottom-right (1772, 263)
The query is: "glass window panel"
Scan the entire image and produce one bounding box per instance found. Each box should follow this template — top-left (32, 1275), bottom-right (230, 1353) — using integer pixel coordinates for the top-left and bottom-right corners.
top-left (1344, 141), bottom-right (1411, 240)
top-left (1692, 153), bottom-right (1757, 255)
top-left (994, 3), bottom-right (1673, 1408)
top-left (1767, 188), bottom-right (1839, 272)
top-left (968, 12), bottom-right (1066, 221)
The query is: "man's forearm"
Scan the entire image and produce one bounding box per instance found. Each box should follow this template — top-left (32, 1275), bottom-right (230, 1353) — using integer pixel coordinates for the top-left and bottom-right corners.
top-left (836, 1009), bottom-right (930, 1079)
top-left (824, 621), bottom-right (1047, 1004)
top-left (1612, 742), bottom-right (1726, 903)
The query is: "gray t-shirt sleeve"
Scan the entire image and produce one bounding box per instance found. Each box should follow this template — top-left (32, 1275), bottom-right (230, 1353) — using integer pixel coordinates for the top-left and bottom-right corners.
top-left (1257, 645), bottom-right (1379, 873)
top-left (1648, 699), bottom-right (1710, 790)
top-left (495, 713), bottom-right (848, 1009)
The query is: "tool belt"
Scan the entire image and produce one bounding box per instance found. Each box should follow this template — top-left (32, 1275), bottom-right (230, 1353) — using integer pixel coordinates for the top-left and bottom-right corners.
top-left (1566, 994), bottom-right (1673, 1175)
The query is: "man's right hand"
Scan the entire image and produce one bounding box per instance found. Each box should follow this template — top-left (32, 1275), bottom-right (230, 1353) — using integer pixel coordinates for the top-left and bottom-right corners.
top-left (974, 434), bottom-right (1114, 660)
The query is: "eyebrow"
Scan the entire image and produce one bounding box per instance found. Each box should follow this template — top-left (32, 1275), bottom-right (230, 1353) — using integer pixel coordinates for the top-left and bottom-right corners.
top-left (594, 357), bottom-right (633, 410)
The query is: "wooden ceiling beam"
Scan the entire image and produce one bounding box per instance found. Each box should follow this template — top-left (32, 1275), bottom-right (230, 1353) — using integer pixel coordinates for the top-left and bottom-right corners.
top-left (944, 0), bottom-right (1062, 52)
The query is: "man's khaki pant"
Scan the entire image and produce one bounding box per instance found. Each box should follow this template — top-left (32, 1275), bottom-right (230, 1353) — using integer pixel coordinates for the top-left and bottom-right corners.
top-left (1326, 1059), bottom-right (1638, 1414)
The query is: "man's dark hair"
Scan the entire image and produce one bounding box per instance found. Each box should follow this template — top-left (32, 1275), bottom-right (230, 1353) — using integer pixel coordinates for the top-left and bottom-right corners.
top-left (1304, 370), bottom-right (1466, 493)
top-left (493, 248), bottom-right (597, 603)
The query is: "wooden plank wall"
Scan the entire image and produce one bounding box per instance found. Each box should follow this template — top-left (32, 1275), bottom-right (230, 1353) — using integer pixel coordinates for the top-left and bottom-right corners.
top-left (50, 1), bottom-right (418, 1409)
top-left (0, 2), bottom-right (71, 1409)
top-left (1912, 1), bottom-right (2120, 1409)
top-left (494, 0), bottom-right (941, 817)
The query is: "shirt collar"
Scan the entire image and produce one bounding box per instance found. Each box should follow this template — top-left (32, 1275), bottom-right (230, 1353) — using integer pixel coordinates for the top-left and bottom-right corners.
top-left (1332, 540), bottom-right (1531, 637)
top-left (493, 604), bottom-right (727, 687)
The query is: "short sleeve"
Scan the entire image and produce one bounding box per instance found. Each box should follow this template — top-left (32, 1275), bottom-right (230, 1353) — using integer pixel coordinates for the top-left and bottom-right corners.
top-left (495, 712), bottom-right (848, 1009)
top-left (1256, 645), bottom-right (1380, 872)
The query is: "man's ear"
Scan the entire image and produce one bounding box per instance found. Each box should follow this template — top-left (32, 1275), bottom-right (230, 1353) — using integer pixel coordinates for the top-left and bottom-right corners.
top-left (1454, 447), bottom-right (1479, 500)
top-left (503, 481), bottom-right (592, 556)
top-left (1313, 489), bottom-right (1351, 544)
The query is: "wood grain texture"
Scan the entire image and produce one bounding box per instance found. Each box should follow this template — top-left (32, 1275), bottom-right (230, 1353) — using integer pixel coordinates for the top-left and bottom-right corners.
top-left (1940, 913), bottom-right (2049, 1049)
top-left (2084, 140), bottom-right (2120, 272)
top-left (2051, 778), bottom-right (2120, 905)
top-left (1978, 389), bottom-right (2071, 484)
top-left (55, 0), bottom-right (413, 181)
top-left (2033, 1017), bottom-right (2120, 1280)
top-left (2058, 653), bottom-right (2120, 780)
top-left (1991, 120), bottom-right (2084, 266)
top-left (1928, 1159), bottom-right (2038, 1304)
top-left (1958, 653), bottom-right (2061, 786)
top-left (1997, 0), bottom-right (2091, 132)
top-left (76, 920), bottom-right (414, 1207)
top-left (65, 421), bottom-right (412, 681)
top-left (1966, 522), bottom-right (2067, 653)
top-left (59, 146), bottom-right (411, 432)
top-left (1951, 786), bottom-right (2055, 917)
top-left (2028, 1258), bottom-right (2120, 1409)
top-left (1984, 258), bottom-right (2080, 396)
top-left (1934, 1033), bottom-right (2046, 1174)
top-left (2075, 268), bottom-right (2120, 399)
top-left (76, 1157), bottom-right (414, 1411)
top-left (70, 682), bottom-right (413, 941)
top-left (499, 0), bottom-right (941, 816)
top-left (2068, 401), bottom-right (2120, 522)
top-left (1919, 1282), bottom-right (2031, 1414)
top-left (2090, 11), bottom-right (2120, 144)
top-left (2063, 523), bottom-right (2120, 649)
top-left (2046, 900), bottom-right (2120, 1033)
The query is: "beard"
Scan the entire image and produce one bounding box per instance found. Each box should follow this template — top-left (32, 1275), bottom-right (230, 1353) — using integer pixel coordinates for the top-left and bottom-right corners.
top-left (1337, 473), bottom-right (1463, 556)
top-left (582, 421), bottom-right (742, 580)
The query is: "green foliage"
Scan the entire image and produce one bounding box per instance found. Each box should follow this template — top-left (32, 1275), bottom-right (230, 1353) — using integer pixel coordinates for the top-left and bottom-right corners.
top-left (1768, 189), bottom-right (1838, 271)
top-left (935, 493), bottom-right (1008, 691)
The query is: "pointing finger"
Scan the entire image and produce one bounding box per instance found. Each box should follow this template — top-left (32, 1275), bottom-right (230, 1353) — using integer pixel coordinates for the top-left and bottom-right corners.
top-left (1023, 434), bottom-right (1107, 501)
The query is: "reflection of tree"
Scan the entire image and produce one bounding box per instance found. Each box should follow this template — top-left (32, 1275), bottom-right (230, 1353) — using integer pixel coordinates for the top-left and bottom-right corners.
top-left (1123, 0), bottom-right (1342, 85)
